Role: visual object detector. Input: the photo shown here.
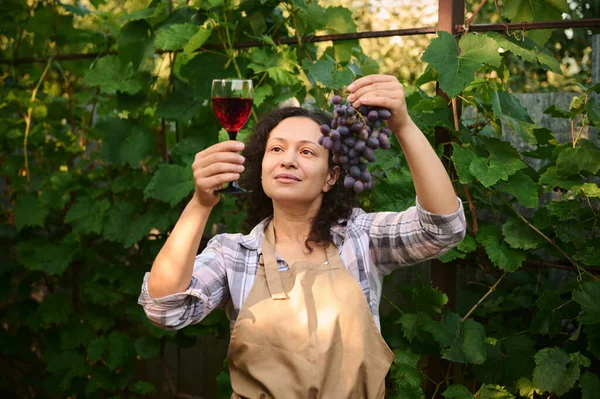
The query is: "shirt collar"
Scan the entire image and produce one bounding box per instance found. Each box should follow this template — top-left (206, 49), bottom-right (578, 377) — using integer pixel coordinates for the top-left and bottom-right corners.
top-left (235, 215), bottom-right (348, 252)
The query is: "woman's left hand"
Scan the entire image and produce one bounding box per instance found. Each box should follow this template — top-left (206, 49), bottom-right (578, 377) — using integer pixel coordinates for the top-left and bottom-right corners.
top-left (346, 74), bottom-right (412, 134)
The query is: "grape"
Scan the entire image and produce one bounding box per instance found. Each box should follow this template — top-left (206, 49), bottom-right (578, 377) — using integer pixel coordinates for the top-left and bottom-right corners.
top-left (359, 129), bottom-right (369, 141)
top-left (344, 175), bottom-right (355, 189)
top-left (319, 91), bottom-right (395, 193)
top-left (332, 139), bottom-right (342, 153)
top-left (353, 181), bottom-right (364, 193)
top-left (354, 140), bottom-right (366, 152)
top-left (566, 323), bottom-right (575, 333)
top-left (378, 109), bottom-right (392, 120)
top-left (367, 137), bottom-right (380, 149)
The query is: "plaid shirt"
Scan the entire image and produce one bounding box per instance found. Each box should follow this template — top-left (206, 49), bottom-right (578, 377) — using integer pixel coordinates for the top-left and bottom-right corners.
top-left (139, 197), bottom-right (467, 332)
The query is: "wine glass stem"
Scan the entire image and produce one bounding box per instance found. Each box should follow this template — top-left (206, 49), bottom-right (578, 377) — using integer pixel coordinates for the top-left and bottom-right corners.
top-left (228, 131), bottom-right (238, 140)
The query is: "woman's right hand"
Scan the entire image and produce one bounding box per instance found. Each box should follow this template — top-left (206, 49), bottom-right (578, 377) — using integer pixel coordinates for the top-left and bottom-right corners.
top-left (191, 140), bottom-right (245, 209)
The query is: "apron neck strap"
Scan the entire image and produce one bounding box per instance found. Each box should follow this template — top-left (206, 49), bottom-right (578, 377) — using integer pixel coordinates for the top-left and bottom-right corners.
top-left (261, 221), bottom-right (288, 300)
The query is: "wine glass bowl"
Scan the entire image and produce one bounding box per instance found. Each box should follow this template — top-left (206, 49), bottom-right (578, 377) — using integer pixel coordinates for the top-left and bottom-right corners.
top-left (211, 79), bottom-right (253, 193)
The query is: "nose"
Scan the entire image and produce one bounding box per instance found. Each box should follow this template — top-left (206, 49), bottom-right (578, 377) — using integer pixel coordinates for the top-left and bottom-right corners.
top-left (281, 153), bottom-right (298, 168)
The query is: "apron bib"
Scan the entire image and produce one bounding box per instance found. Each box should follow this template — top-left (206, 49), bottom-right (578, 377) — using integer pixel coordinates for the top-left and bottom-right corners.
top-left (228, 222), bottom-right (394, 398)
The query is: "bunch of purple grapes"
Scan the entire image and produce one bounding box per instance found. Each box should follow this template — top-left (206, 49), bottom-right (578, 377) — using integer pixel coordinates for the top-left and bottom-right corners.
top-left (318, 95), bottom-right (393, 193)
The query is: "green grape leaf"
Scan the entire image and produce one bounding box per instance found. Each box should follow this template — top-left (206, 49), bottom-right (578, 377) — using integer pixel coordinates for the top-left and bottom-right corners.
top-left (253, 83), bottom-right (273, 107)
top-left (581, 246), bottom-right (600, 267)
top-left (60, 316), bottom-right (95, 350)
top-left (545, 200), bottom-right (580, 220)
top-left (83, 55), bottom-right (142, 95)
top-left (87, 336), bottom-right (106, 363)
top-left (502, 218), bottom-right (545, 250)
top-left (135, 336), bottom-right (161, 359)
top-left (485, 32), bottom-right (561, 72)
top-left (554, 223), bottom-right (586, 243)
top-left (411, 278), bottom-right (448, 317)
top-left (573, 281), bottom-right (600, 325)
top-left (492, 91), bottom-right (539, 144)
top-left (144, 163), bottom-right (194, 206)
top-left (587, 97), bottom-right (600, 128)
top-left (579, 183), bottom-right (600, 198)
top-left (130, 381), bottom-right (156, 395)
top-left (530, 290), bottom-right (562, 336)
top-left (477, 225), bottom-right (526, 271)
top-left (469, 157), bottom-right (503, 187)
top-left (556, 140), bottom-right (600, 177)
top-left (516, 378), bottom-right (543, 397)
top-left (439, 248), bottom-right (466, 262)
top-left (398, 313), bottom-right (432, 343)
top-left (155, 88), bottom-right (203, 123)
top-left (13, 193), bottom-right (48, 230)
top-left (248, 47), bottom-right (300, 86)
top-left (469, 139), bottom-right (526, 187)
top-left (122, 2), bottom-right (167, 21)
top-left (83, 279), bottom-right (124, 306)
top-left (476, 384), bottom-right (514, 398)
top-left (45, 350), bottom-right (90, 391)
top-left (581, 372), bottom-right (600, 399)
top-left (497, 171), bottom-right (539, 208)
top-left (422, 32), bottom-right (501, 98)
top-left (451, 143), bottom-right (477, 184)
top-left (303, 58), bottom-right (335, 87)
top-left (106, 331), bottom-right (135, 371)
top-left (65, 196), bottom-right (110, 235)
top-left (544, 104), bottom-right (573, 119)
top-left (180, 52), bottom-right (233, 101)
top-left (118, 19), bottom-right (153, 71)
top-left (501, 0), bottom-right (569, 45)
top-left (17, 239), bottom-right (75, 275)
top-left (95, 118), bottom-right (155, 167)
top-left (390, 349), bottom-right (424, 399)
top-left (331, 68), bottom-right (355, 90)
top-left (324, 6), bottom-right (357, 33)
top-left (425, 311), bottom-right (487, 365)
top-left (154, 23), bottom-right (198, 50)
top-left (533, 348), bottom-right (590, 396)
top-left (32, 293), bottom-right (74, 327)
top-left (538, 167), bottom-right (583, 191)
top-left (442, 384), bottom-right (473, 399)
top-left (458, 235), bottom-right (477, 253)
top-left (183, 25), bottom-right (212, 60)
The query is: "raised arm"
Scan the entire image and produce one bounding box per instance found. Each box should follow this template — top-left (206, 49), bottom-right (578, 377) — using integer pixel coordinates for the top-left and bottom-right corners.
top-left (147, 140), bottom-right (245, 298)
top-left (347, 75), bottom-right (459, 215)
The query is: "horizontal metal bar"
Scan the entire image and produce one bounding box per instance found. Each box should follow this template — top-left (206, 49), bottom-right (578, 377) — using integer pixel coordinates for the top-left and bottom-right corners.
top-left (1, 19), bottom-right (598, 65)
top-left (462, 18), bottom-right (600, 33)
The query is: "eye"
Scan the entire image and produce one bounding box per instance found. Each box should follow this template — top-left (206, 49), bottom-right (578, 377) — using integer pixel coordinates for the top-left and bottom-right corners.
top-left (301, 149), bottom-right (315, 155)
top-left (270, 146), bottom-right (283, 152)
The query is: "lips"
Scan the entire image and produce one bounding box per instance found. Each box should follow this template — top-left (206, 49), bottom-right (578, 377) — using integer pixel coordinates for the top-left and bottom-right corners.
top-left (275, 173), bottom-right (301, 181)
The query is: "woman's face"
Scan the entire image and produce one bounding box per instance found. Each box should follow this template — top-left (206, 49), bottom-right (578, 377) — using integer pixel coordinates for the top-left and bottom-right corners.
top-left (262, 116), bottom-right (337, 204)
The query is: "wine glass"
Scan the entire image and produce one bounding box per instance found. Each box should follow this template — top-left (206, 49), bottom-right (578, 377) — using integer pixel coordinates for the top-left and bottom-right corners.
top-left (211, 79), bottom-right (253, 194)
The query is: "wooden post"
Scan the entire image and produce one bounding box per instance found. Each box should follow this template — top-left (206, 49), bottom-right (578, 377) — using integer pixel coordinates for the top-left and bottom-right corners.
top-left (426, 0), bottom-right (465, 396)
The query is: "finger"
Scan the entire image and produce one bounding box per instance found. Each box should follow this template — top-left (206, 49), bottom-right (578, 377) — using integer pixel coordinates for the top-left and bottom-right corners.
top-left (198, 140), bottom-right (245, 158)
top-left (197, 162), bottom-right (245, 179)
top-left (348, 86), bottom-right (403, 104)
top-left (348, 74), bottom-right (397, 93)
top-left (349, 89), bottom-right (403, 108)
top-left (354, 97), bottom-right (403, 111)
top-left (199, 173), bottom-right (241, 190)
top-left (194, 151), bottom-right (245, 169)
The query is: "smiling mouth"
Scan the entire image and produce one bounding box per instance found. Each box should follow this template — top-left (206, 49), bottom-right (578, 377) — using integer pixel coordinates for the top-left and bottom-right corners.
top-left (275, 174), bottom-right (301, 181)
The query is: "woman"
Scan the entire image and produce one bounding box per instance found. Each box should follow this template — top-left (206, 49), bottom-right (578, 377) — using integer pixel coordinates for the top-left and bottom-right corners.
top-left (138, 75), bottom-right (467, 398)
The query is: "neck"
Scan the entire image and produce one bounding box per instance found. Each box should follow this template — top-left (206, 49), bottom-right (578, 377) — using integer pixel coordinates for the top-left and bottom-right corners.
top-left (271, 198), bottom-right (322, 246)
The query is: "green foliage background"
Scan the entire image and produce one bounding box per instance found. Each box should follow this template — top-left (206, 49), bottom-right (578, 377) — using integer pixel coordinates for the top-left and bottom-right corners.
top-left (1, 0), bottom-right (599, 398)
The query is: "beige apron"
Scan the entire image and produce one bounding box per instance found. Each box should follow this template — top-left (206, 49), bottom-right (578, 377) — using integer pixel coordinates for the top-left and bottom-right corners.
top-left (227, 222), bottom-right (394, 399)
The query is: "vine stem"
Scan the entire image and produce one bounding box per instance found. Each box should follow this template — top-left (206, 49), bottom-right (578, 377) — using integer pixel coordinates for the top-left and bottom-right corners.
top-left (465, 0), bottom-right (488, 32)
top-left (462, 273), bottom-right (505, 322)
top-left (23, 57), bottom-right (53, 184)
top-left (573, 122), bottom-right (587, 148)
top-left (499, 196), bottom-right (599, 281)
top-left (382, 294), bottom-right (404, 315)
top-left (462, 184), bottom-right (478, 235)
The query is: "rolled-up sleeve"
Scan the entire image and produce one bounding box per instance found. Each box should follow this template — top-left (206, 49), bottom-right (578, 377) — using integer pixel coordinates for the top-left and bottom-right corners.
top-left (137, 236), bottom-right (229, 330)
top-left (360, 196), bottom-right (467, 275)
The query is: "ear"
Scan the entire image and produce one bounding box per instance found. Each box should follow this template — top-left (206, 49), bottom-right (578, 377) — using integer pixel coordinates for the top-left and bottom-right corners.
top-left (323, 166), bottom-right (341, 193)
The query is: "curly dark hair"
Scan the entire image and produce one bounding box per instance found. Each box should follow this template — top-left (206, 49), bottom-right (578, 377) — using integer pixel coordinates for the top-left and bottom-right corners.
top-left (238, 106), bottom-right (358, 250)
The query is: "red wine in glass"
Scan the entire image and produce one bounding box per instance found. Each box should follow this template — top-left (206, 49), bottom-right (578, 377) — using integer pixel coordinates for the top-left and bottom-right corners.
top-left (211, 97), bottom-right (253, 140)
top-left (211, 79), bottom-right (253, 194)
